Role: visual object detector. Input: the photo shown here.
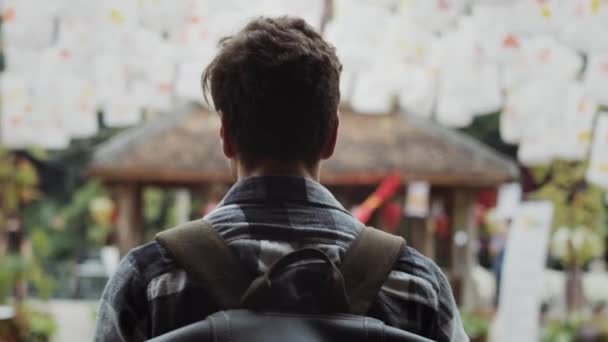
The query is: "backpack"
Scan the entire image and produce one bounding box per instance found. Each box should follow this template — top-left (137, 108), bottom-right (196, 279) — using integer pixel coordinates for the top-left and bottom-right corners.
top-left (149, 220), bottom-right (432, 342)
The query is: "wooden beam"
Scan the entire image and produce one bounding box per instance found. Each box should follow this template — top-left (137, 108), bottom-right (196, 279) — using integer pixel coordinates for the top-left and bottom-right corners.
top-left (450, 188), bottom-right (478, 308)
top-left (113, 183), bottom-right (143, 257)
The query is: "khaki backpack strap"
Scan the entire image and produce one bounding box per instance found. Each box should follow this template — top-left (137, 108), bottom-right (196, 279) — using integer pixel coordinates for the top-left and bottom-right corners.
top-left (155, 220), bottom-right (253, 309)
top-left (340, 226), bottom-right (405, 315)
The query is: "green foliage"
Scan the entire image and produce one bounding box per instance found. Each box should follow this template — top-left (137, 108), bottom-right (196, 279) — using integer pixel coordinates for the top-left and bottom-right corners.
top-left (542, 315), bottom-right (588, 342)
top-left (530, 161), bottom-right (607, 237)
top-left (459, 112), bottom-right (518, 158)
top-left (23, 180), bottom-right (111, 260)
top-left (0, 255), bottom-right (26, 304)
top-left (19, 304), bottom-right (57, 342)
top-left (460, 310), bottom-right (491, 339)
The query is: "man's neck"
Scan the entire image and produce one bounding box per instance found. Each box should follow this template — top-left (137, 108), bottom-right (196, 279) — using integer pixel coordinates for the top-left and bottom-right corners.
top-left (236, 160), bottom-right (321, 181)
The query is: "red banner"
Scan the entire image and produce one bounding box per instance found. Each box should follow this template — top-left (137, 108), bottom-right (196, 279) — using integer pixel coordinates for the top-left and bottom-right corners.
top-left (352, 172), bottom-right (402, 224)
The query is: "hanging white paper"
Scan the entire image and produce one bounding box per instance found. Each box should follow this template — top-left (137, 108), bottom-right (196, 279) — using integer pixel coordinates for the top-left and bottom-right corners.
top-left (560, 0), bottom-right (608, 53)
top-left (509, 0), bottom-right (563, 34)
top-left (515, 80), bottom-right (568, 165)
top-left (586, 113), bottom-right (608, 189)
top-left (584, 53), bottom-right (608, 107)
top-left (502, 36), bottom-right (583, 90)
top-left (397, 0), bottom-right (468, 33)
top-left (350, 66), bottom-right (395, 114)
top-left (260, 0), bottom-right (326, 30)
top-left (1, 0), bottom-right (56, 49)
top-left (471, 4), bottom-right (523, 64)
top-left (94, 54), bottom-right (128, 109)
top-left (0, 72), bottom-right (34, 148)
top-left (65, 78), bottom-right (99, 138)
top-left (404, 181), bottom-right (431, 217)
top-left (435, 18), bottom-right (501, 126)
top-left (139, 0), bottom-right (189, 34)
top-left (500, 79), bottom-right (567, 146)
top-left (95, 0), bottom-right (139, 52)
top-left (396, 64), bottom-right (437, 119)
top-left (495, 182), bottom-right (522, 220)
top-left (494, 201), bottom-right (554, 342)
top-left (326, 0), bottom-right (393, 70)
top-left (104, 95), bottom-right (142, 127)
top-left (175, 61), bottom-right (206, 104)
top-left (556, 82), bottom-right (598, 160)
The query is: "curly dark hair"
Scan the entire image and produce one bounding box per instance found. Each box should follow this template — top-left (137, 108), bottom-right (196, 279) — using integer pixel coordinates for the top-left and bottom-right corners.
top-left (202, 16), bottom-right (342, 167)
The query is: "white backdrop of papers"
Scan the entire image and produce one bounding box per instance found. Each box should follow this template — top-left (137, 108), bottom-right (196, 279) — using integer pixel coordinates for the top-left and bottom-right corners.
top-left (0, 0), bottom-right (607, 189)
top-left (0, 0), bottom-right (327, 149)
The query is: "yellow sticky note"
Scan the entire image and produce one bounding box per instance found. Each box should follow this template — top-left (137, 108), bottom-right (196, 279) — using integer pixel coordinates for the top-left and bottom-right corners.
top-left (591, 0), bottom-right (600, 14)
top-left (109, 9), bottom-right (125, 24)
top-left (541, 5), bottom-right (552, 19)
top-left (576, 131), bottom-right (591, 142)
top-left (415, 44), bottom-right (425, 58)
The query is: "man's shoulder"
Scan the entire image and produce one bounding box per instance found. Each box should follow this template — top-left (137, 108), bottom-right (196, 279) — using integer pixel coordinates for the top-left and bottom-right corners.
top-left (385, 244), bottom-right (453, 310)
top-left (121, 240), bottom-right (177, 285)
top-left (396, 246), bottom-right (448, 290)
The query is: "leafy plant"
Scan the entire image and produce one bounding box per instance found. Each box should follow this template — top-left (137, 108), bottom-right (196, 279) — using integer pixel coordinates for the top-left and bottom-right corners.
top-left (460, 310), bottom-right (491, 339)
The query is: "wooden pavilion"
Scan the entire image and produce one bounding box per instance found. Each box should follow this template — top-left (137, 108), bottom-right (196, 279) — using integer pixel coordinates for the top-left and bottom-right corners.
top-left (89, 104), bottom-right (518, 304)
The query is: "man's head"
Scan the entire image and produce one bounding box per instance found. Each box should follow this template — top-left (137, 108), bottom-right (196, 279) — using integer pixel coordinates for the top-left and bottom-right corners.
top-left (202, 16), bottom-right (342, 176)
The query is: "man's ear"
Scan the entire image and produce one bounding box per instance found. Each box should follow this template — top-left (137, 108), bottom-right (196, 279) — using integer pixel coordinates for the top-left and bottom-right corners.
top-left (220, 115), bottom-right (236, 159)
top-left (321, 114), bottom-right (339, 160)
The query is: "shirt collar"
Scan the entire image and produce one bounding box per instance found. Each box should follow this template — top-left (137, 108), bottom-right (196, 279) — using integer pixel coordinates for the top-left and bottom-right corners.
top-left (218, 176), bottom-right (349, 212)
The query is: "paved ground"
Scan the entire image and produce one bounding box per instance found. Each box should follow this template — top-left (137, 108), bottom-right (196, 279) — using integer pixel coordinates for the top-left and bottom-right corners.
top-left (47, 300), bottom-right (97, 342)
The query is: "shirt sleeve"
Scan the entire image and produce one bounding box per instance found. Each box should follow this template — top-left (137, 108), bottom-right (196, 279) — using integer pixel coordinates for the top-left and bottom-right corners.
top-left (430, 263), bottom-right (470, 342)
top-left (94, 254), bottom-right (149, 342)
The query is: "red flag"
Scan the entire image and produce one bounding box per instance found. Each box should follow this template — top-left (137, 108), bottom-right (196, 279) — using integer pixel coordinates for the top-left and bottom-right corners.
top-left (353, 172), bottom-right (402, 224)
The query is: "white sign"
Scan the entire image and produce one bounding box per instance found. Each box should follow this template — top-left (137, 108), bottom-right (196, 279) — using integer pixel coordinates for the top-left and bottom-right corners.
top-left (586, 113), bottom-right (608, 189)
top-left (404, 181), bottom-right (431, 218)
top-left (495, 182), bottom-right (522, 220)
top-left (493, 201), bottom-right (554, 342)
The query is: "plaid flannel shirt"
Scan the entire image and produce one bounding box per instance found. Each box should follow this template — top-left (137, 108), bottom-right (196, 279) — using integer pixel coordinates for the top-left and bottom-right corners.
top-left (94, 176), bottom-right (468, 341)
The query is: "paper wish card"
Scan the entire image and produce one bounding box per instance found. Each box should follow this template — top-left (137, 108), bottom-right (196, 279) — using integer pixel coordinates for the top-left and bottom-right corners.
top-left (584, 53), bottom-right (608, 107)
top-left (435, 19), bottom-right (501, 126)
top-left (396, 64), bottom-right (437, 119)
top-left (94, 54), bottom-right (128, 109)
top-left (500, 79), bottom-right (567, 146)
top-left (586, 113), bottom-right (608, 189)
top-left (327, 0), bottom-right (393, 68)
top-left (502, 36), bottom-right (583, 91)
top-left (175, 61), bottom-right (208, 104)
top-left (261, 0), bottom-right (326, 30)
top-left (560, 0), bottom-right (608, 53)
top-left (555, 82), bottom-right (598, 161)
top-left (62, 77), bottom-right (98, 138)
top-left (471, 4), bottom-right (524, 64)
top-left (0, 72), bottom-right (34, 148)
top-left (103, 94), bottom-right (142, 128)
top-left (350, 66), bottom-right (395, 114)
top-left (494, 201), bottom-right (554, 342)
top-left (1, 0), bottom-right (56, 50)
top-left (509, 0), bottom-right (563, 35)
top-left (515, 80), bottom-right (569, 165)
top-left (93, 0), bottom-right (139, 53)
top-left (380, 17), bottom-right (437, 65)
top-left (397, 0), bottom-right (469, 33)
top-left (139, 0), bottom-right (189, 34)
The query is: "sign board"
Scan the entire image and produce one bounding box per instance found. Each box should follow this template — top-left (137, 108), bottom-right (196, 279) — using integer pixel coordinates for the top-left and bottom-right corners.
top-left (492, 201), bottom-right (554, 342)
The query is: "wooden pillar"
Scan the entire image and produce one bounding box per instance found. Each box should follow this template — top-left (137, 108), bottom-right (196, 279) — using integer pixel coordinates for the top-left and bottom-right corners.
top-left (113, 183), bottom-right (143, 257)
top-left (402, 217), bottom-right (434, 258)
top-left (451, 188), bottom-right (478, 309)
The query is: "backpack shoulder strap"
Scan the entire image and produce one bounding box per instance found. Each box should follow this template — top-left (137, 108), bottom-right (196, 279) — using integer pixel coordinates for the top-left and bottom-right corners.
top-left (340, 226), bottom-right (405, 315)
top-left (155, 219), bottom-right (253, 309)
